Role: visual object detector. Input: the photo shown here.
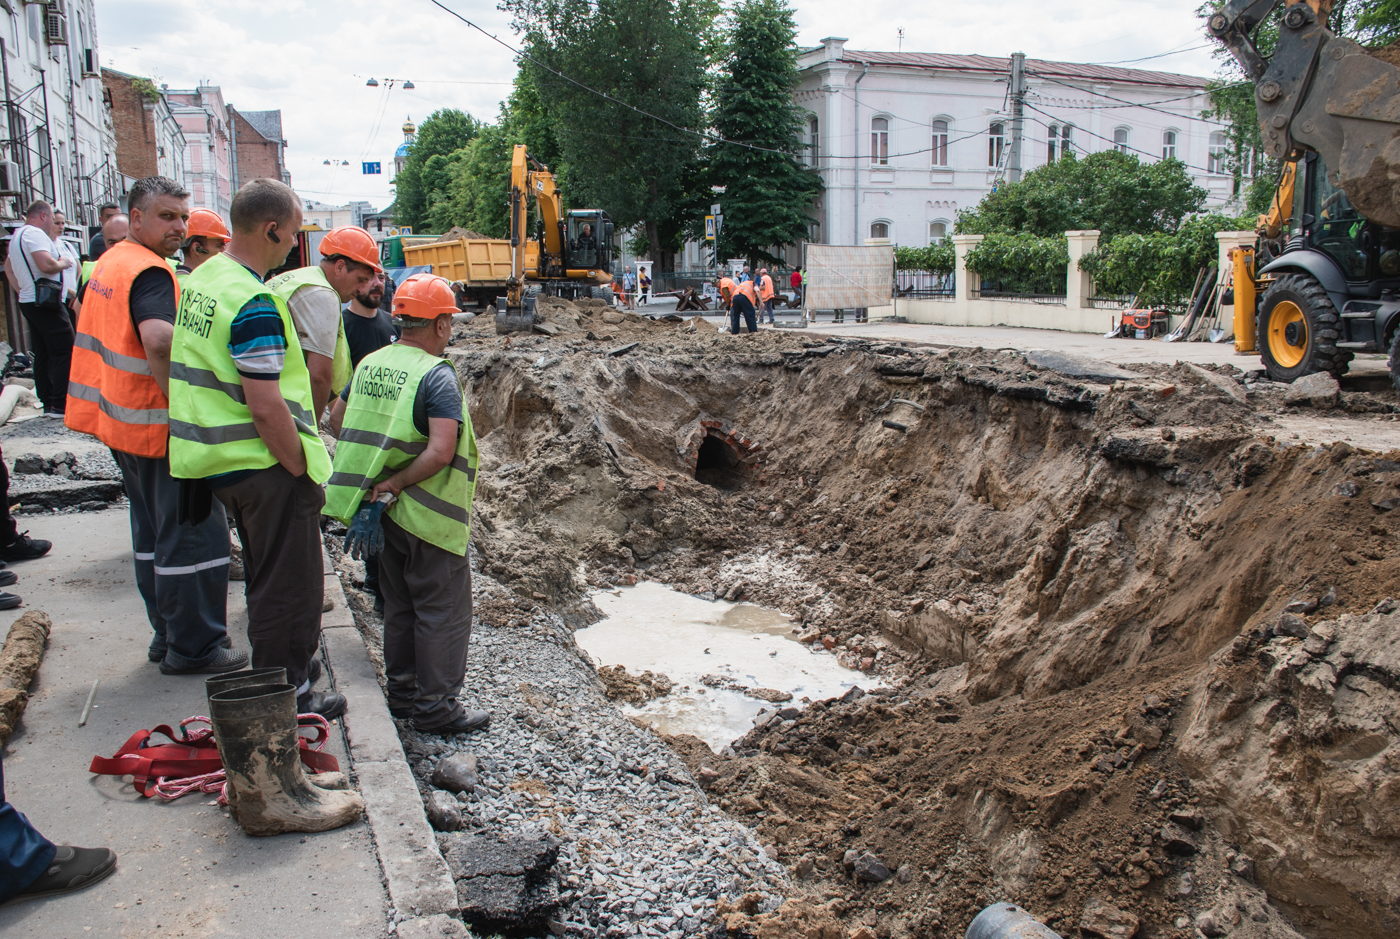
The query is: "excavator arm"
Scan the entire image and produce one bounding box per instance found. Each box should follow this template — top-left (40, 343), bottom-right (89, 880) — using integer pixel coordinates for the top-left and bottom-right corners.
top-left (1258, 159), bottom-right (1296, 240)
top-left (1209, 0), bottom-right (1400, 227)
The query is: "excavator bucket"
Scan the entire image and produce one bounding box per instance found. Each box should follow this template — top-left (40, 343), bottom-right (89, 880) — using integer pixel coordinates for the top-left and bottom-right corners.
top-left (494, 296), bottom-right (539, 335)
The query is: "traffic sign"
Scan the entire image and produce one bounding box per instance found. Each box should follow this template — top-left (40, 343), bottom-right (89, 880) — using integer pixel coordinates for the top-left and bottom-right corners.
top-left (362, 162), bottom-right (382, 175)
top-left (704, 216), bottom-right (715, 240)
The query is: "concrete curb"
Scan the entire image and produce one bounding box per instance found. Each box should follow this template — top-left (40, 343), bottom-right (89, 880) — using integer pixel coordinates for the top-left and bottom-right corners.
top-left (320, 545), bottom-right (459, 919)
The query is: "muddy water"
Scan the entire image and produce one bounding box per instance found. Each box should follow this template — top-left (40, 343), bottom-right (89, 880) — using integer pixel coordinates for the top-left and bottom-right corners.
top-left (580, 582), bottom-right (867, 750)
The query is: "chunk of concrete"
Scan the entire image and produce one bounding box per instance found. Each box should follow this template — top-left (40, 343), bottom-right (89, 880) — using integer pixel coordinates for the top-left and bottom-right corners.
top-left (1025, 350), bottom-right (1142, 384)
top-left (1283, 371), bottom-right (1340, 408)
top-left (395, 913), bottom-right (471, 939)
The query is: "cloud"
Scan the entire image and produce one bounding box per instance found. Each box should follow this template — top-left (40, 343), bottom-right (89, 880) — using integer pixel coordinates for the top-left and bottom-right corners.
top-left (98, 0), bottom-right (1222, 211)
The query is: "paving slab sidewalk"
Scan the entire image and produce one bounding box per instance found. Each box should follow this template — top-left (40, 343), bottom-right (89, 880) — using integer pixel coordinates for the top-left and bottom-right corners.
top-left (0, 508), bottom-right (389, 939)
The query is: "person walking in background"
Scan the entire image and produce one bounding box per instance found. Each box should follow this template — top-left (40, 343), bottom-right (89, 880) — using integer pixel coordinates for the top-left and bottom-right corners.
top-left (623, 267), bottom-right (636, 306)
top-left (87, 203), bottom-right (120, 261)
top-left (325, 273), bottom-right (487, 736)
top-left (0, 754), bottom-right (116, 906)
top-left (51, 211), bottom-right (81, 323)
top-left (68, 176), bottom-right (243, 675)
top-left (790, 267), bottom-right (802, 307)
top-left (757, 268), bottom-right (776, 325)
top-left (639, 268), bottom-right (651, 305)
top-left (176, 208), bottom-right (229, 279)
top-left (738, 264), bottom-right (751, 283)
top-left (5, 201), bottom-right (75, 416)
top-left (168, 178), bottom-right (344, 721)
top-left (341, 267), bottom-right (396, 614)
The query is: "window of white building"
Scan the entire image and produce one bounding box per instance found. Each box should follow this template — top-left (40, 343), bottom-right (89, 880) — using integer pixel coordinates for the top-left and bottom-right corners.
top-left (1048, 124), bottom-right (1075, 163)
top-left (931, 119), bottom-right (949, 166)
top-left (988, 122), bottom-right (1005, 168)
top-left (871, 117), bottom-right (889, 165)
top-left (930, 221), bottom-right (947, 244)
top-left (1208, 132), bottom-right (1228, 175)
top-left (1113, 127), bottom-right (1130, 154)
top-left (870, 221), bottom-right (890, 240)
top-left (808, 116), bottom-right (819, 166)
top-left (1162, 129), bottom-right (1178, 160)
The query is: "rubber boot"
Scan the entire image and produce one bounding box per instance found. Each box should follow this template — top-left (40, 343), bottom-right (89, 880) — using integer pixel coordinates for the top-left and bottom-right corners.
top-left (208, 682), bottom-right (363, 837)
top-left (205, 668), bottom-right (287, 707)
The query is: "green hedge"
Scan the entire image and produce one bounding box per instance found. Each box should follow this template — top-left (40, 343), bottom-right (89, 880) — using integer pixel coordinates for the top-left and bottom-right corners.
top-left (964, 233), bottom-right (1069, 296)
top-left (895, 242), bottom-right (955, 275)
top-left (1078, 213), bottom-right (1250, 307)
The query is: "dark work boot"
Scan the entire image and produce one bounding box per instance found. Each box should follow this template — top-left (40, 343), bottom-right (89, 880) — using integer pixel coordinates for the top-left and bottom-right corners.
top-left (0, 531), bottom-right (51, 562)
top-left (417, 709), bottom-right (491, 736)
top-left (297, 690), bottom-right (347, 721)
top-left (208, 683), bottom-right (362, 836)
top-left (7, 846), bottom-right (118, 904)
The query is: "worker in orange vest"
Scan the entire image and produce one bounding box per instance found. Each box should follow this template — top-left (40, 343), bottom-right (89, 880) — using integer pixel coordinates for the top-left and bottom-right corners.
top-left (720, 274), bottom-right (759, 334)
top-left (66, 176), bottom-right (245, 674)
top-left (757, 268), bottom-right (776, 325)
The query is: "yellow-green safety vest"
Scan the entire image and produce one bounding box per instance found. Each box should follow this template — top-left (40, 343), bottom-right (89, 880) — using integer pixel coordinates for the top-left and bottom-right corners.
top-left (167, 252), bottom-right (333, 483)
top-left (266, 266), bottom-right (353, 397)
top-left (322, 343), bottom-right (478, 555)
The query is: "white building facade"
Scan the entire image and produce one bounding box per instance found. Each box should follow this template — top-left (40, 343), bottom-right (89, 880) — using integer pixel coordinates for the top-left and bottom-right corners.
top-left (1, 0), bottom-right (119, 225)
top-left (301, 199), bottom-right (377, 231)
top-left (796, 39), bottom-right (1235, 250)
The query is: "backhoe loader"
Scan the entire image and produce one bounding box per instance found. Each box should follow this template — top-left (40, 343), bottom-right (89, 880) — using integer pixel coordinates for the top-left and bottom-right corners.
top-left (1209, 0), bottom-right (1400, 385)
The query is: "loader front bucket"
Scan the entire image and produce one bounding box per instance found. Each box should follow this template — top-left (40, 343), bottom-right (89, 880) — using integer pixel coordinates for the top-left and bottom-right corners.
top-left (495, 296), bottom-right (539, 335)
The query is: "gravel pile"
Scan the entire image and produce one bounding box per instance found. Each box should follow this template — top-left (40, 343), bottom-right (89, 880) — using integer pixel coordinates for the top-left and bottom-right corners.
top-left (390, 577), bottom-right (790, 938)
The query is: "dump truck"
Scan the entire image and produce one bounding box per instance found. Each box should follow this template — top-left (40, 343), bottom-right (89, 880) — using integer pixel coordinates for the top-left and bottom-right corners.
top-left (1209, 0), bottom-right (1400, 386)
top-left (402, 145), bottom-right (615, 331)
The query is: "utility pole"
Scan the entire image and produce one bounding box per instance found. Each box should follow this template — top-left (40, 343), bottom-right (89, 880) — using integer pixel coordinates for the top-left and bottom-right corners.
top-left (1008, 52), bottom-right (1026, 183)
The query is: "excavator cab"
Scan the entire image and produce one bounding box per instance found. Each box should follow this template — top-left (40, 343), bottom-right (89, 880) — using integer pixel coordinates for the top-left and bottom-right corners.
top-left (565, 210), bottom-right (613, 274)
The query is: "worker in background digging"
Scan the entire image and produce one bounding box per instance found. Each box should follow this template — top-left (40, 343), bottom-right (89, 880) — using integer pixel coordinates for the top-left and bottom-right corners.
top-left (266, 226), bottom-right (380, 413)
top-left (324, 272), bottom-right (489, 737)
top-left (722, 272), bottom-right (759, 335)
top-left (67, 176), bottom-right (245, 675)
top-left (176, 208), bottom-right (229, 279)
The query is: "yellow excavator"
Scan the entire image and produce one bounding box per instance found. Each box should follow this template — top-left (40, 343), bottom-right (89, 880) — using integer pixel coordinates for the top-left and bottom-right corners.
top-left (498, 144), bottom-right (616, 332)
top-left (1209, 0), bottom-right (1400, 386)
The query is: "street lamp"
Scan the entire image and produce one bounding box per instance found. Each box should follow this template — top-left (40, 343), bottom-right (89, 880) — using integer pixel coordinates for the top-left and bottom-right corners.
top-left (366, 78), bottom-right (379, 87)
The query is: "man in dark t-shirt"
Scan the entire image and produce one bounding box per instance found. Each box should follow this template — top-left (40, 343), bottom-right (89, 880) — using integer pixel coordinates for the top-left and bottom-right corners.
top-left (342, 271), bottom-right (397, 368)
top-left (87, 203), bottom-right (120, 260)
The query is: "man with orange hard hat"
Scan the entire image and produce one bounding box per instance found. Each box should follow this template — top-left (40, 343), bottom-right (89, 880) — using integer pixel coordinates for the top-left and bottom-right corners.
top-left (177, 208), bottom-right (229, 279)
top-left (324, 273), bottom-right (486, 736)
top-left (267, 226), bottom-right (381, 412)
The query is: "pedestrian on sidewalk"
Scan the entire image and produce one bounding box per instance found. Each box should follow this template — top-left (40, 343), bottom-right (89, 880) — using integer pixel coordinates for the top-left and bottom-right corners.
top-left (639, 268), bottom-right (651, 305)
top-left (51, 211), bottom-right (81, 325)
top-left (66, 176), bottom-right (244, 674)
top-left (176, 208), bottom-right (229, 279)
top-left (790, 267), bottom-right (802, 307)
top-left (168, 178), bottom-right (345, 720)
top-left (87, 203), bottom-right (120, 261)
top-left (0, 754), bottom-right (116, 905)
top-left (5, 201), bottom-right (75, 416)
top-left (325, 273), bottom-right (488, 736)
top-left (341, 268), bottom-right (397, 612)
top-left (267, 226), bottom-right (380, 413)
top-left (757, 268), bottom-right (776, 325)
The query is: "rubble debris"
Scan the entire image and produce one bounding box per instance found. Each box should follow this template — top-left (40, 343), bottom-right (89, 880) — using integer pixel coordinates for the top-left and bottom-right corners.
top-left (0, 611), bottom-right (50, 744)
top-left (596, 664), bottom-right (673, 705)
top-left (441, 832), bottom-right (562, 933)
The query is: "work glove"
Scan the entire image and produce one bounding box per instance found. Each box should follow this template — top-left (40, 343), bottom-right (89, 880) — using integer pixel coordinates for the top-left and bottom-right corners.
top-left (344, 494), bottom-right (394, 559)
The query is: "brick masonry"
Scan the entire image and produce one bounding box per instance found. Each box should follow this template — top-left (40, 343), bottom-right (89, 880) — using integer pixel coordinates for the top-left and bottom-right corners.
top-left (103, 72), bottom-right (160, 179)
top-left (231, 109), bottom-right (285, 185)
top-left (680, 419), bottom-right (766, 483)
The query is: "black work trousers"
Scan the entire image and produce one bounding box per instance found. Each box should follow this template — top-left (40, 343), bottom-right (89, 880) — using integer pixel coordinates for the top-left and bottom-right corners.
top-left (212, 466), bottom-right (324, 694)
top-left (729, 296), bottom-right (757, 334)
top-left (379, 516), bottom-right (472, 728)
top-left (18, 301), bottom-right (74, 412)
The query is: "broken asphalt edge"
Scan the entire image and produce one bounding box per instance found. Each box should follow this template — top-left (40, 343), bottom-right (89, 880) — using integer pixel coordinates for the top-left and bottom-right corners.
top-left (320, 545), bottom-right (461, 928)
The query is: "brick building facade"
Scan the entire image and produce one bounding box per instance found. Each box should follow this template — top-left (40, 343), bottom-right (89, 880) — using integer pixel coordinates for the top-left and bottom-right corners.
top-left (230, 107), bottom-right (289, 189)
top-left (102, 69), bottom-right (185, 185)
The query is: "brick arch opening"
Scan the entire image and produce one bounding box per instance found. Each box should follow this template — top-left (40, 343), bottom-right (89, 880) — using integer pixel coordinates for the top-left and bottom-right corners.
top-left (682, 420), bottom-right (765, 490)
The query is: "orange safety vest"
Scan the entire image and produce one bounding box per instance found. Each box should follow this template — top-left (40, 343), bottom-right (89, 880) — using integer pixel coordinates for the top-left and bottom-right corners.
top-left (733, 279), bottom-right (759, 306)
top-left (718, 277), bottom-right (736, 304)
top-left (758, 274), bottom-right (774, 300)
top-left (65, 240), bottom-right (177, 458)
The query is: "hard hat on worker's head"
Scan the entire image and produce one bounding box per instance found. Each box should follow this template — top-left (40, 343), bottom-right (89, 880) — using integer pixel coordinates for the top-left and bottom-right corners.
top-left (319, 226), bottom-right (383, 273)
top-left (186, 208), bottom-right (229, 242)
top-left (392, 273), bottom-right (457, 326)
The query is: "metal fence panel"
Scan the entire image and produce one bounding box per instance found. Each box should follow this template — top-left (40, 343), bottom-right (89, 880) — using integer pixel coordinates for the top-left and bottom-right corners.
top-left (804, 245), bottom-right (894, 310)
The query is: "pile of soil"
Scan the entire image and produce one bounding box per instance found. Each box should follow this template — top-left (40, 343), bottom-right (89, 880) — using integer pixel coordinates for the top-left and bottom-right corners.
top-left (446, 300), bottom-right (1400, 938)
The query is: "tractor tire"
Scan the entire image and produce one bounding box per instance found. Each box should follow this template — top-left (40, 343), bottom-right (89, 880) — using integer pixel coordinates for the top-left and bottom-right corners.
top-left (591, 284), bottom-right (615, 304)
top-left (1388, 327), bottom-right (1400, 396)
top-left (1256, 273), bottom-right (1353, 383)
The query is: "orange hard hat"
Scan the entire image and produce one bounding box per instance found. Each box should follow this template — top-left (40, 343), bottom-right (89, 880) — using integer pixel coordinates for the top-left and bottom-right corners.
top-left (186, 208), bottom-right (229, 241)
top-left (392, 273), bottom-right (457, 324)
top-left (319, 226), bottom-right (383, 273)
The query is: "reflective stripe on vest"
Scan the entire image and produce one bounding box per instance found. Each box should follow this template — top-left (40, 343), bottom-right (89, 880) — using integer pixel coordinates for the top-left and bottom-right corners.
top-left (267, 266), bottom-right (354, 397)
top-left (322, 344), bottom-right (478, 555)
top-left (167, 252), bottom-right (332, 483)
top-left (63, 240), bottom-right (175, 458)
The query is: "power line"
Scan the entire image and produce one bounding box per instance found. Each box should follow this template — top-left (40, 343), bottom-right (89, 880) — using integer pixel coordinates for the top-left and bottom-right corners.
top-left (1026, 71), bottom-right (1243, 120)
top-left (1088, 42), bottom-right (1214, 66)
top-left (426, 0), bottom-right (793, 156)
top-left (1021, 102), bottom-right (1224, 176)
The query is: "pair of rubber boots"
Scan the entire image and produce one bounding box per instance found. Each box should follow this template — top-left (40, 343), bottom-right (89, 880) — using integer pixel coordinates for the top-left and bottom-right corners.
top-left (205, 668), bottom-right (363, 837)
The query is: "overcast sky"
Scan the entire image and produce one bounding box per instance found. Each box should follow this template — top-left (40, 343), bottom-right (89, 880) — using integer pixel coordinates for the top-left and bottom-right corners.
top-left (97, 0), bottom-right (1222, 211)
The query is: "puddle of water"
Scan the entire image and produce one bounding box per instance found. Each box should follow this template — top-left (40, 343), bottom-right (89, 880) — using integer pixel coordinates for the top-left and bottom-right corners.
top-left (579, 581), bottom-right (868, 750)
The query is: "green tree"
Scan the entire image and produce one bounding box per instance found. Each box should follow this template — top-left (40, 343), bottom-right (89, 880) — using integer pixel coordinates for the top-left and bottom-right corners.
top-left (505, 0), bottom-right (716, 270)
top-left (955, 150), bottom-right (1207, 240)
top-left (393, 109), bottom-right (482, 231)
top-left (704, 0), bottom-right (822, 266)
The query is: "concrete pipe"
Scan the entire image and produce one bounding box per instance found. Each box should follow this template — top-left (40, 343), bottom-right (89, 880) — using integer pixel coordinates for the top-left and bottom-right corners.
top-left (965, 903), bottom-right (1063, 939)
top-left (0, 383), bottom-right (27, 425)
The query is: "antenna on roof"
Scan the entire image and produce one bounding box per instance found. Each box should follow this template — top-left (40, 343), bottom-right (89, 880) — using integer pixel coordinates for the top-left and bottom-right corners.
top-left (898, 28), bottom-right (904, 52)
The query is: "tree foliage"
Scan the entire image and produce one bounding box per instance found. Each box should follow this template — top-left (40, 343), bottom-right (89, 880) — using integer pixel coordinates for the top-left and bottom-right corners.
top-left (393, 109), bottom-right (482, 231)
top-left (503, 0), bottom-right (715, 270)
top-left (1079, 213), bottom-right (1249, 306)
top-left (894, 242), bottom-right (954, 275)
top-left (963, 234), bottom-right (1069, 296)
top-left (703, 0), bottom-right (822, 266)
top-left (954, 150), bottom-right (1207, 241)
